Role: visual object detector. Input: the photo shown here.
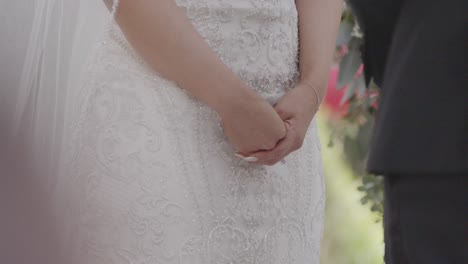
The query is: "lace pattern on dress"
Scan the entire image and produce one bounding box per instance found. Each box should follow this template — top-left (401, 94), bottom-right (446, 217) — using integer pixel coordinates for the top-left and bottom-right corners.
top-left (63, 1), bottom-right (325, 263)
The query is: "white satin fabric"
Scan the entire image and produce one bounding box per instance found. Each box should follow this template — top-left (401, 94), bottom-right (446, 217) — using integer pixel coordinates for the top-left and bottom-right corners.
top-left (52, 0), bottom-right (324, 263)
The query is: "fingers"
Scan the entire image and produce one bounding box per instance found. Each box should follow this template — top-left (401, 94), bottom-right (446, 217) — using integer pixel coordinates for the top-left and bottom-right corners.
top-left (249, 121), bottom-right (296, 166)
top-left (234, 121), bottom-right (300, 166)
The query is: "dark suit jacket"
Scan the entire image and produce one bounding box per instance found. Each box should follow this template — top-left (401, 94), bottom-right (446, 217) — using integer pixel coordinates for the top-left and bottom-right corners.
top-left (348, 0), bottom-right (468, 174)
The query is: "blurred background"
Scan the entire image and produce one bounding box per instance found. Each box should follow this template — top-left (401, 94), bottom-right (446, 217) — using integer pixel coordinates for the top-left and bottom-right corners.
top-left (319, 5), bottom-right (385, 264)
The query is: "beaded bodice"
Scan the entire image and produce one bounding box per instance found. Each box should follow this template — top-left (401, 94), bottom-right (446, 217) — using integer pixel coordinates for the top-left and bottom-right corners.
top-left (110, 0), bottom-right (300, 104)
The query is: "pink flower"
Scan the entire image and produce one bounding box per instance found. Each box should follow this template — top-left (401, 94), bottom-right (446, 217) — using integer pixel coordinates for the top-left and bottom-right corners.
top-left (323, 65), bottom-right (349, 118)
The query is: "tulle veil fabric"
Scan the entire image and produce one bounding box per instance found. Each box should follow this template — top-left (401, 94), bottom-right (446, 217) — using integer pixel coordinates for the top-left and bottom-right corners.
top-left (9, 0), bottom-right (119, 188)
top-left (0, 1), bottom-right (120, 261)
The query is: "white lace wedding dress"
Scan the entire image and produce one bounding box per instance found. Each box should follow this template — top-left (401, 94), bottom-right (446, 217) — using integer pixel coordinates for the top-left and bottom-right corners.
top-left (63, 0), bottom-right (325, 263)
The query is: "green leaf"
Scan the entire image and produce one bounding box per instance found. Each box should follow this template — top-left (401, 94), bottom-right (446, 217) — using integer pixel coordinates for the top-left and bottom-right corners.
top-left (340, 78), bottom-right (357, 105)
top-left (338, 38), bottom-right (362, 89)
top-left (357, 75), bottom-right (367, 96)
top-left (336, 21), bottom-right (353, 46)
top-left (360, 196), bottom-right (369, 205)
top-left (363, 174), bottom-right (373, 183)
top-left (371, 204), bottom-right (380, 212)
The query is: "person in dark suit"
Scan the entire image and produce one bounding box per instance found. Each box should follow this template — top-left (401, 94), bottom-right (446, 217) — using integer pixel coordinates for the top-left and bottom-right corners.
top-left (348, 0), bottom-right (467, 263)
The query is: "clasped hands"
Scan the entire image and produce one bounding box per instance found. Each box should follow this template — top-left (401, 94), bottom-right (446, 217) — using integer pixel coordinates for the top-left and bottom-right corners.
top-left (220, 83), bottom-right (320, 166)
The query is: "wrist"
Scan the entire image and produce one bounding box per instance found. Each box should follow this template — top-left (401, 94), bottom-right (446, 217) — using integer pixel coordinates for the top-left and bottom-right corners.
top-left (297, 81), bottom-right (323, 110)
top-left (299, 72), bottom-right (327, 100)
top-left (210, 83), bottom-right (262, 119)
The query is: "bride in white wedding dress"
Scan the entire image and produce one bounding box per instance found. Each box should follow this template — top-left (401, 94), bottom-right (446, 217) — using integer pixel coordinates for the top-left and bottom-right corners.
top-left (13, 0), bottom-right (341, 263)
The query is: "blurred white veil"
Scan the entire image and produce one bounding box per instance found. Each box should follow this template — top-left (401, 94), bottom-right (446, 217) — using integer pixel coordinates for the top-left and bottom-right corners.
top-left (7, 0), bottom-right (119, 187)
top-left (0, 1), bottom-right (120, 259)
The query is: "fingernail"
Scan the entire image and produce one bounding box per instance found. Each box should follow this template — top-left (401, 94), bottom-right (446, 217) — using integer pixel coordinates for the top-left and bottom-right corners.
top-left (243, 157), bottom-right (258, 162)
top-left (234, 153), bottom-right (245, 159)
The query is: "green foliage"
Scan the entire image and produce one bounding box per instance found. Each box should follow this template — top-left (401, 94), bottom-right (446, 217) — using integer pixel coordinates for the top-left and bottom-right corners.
top-left (331, 6), bottom-right (384, 219)
top-left (358, 174), bottom-right (384, 214)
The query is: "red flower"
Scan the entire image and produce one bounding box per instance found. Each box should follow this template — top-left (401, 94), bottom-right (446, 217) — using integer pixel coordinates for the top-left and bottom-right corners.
top-left (323, 65), bottom-right (349, 118)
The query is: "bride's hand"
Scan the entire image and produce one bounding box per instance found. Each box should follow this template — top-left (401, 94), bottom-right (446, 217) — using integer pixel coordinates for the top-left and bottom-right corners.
top-left (244, 83), bottom-right (320, 165)
top-left (218, 90), bottom-right (287, 156)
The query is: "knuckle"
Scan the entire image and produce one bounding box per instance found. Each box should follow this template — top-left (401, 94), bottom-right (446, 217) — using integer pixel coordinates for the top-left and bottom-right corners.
top-left (273, 136), bottom-right (283, 145)
top-left (276, 107), bottom-right (288, 117)
top-left (275, 109), bottom-right (285, 117)
top-left (269, 158), bottom-right (281, 166)
top-left (294, 139), bottom-right (304, 150)
top-left (263, 142), bottom-right (277, 150)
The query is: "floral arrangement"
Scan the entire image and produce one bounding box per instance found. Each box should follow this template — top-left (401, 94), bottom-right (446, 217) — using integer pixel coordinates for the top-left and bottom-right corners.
top-left (323, 6), bottom-right (384, 217)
